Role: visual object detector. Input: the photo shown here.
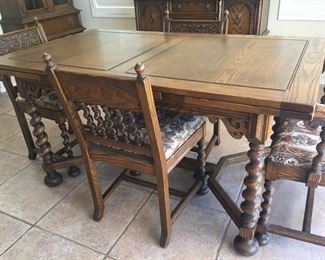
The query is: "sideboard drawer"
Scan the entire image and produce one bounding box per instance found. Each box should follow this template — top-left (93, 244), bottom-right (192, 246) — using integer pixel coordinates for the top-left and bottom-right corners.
top-left (171, 0), bottom-right (217, 14)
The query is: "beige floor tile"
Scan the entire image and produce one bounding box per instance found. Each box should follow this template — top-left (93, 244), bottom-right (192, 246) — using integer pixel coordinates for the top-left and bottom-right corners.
top-left (0, 161), bottom-right (84, 224)
top-left (0, 114), bottom-right (20, 143)
top-left (38, 179), bottom-right (152, 253)
top-left (0, 92), bottom-right (13, 114)
top-left (217, 221), bottom-right (325, 260)
top-left (0, 150), bottom-right (32, 184)
top-left (0, 122), bottom-right (63, 157)
top-left (1, 227), bottom-right (104, 260)
top-left (270, 180), bottom-right (325, 237)
top-left (0, 213), bottom-right (31, 255)
top-left (217, 180), bottom-right (325, 260)
top-left (207, 123), bottom-right (249, 162)
top-left (110, 194), bottom-right (229, 260)
top-left (171, 163), bottom-right (246, 212)
top-left (4, 109), bottom-right (16, 117)
top-left (123, 162), bottom-right (246, 214)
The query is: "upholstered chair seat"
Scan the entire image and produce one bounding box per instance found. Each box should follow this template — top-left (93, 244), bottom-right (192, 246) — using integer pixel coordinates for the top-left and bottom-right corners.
top-left (268, 119), bottom-right (324, 170)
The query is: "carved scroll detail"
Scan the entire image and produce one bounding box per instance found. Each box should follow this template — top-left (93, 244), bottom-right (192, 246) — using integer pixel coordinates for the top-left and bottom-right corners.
top-left (221, 118), bottom-right (248, 139)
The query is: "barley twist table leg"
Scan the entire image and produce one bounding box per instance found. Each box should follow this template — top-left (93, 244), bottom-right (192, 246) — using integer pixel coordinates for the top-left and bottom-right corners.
top-left (234, 141), bottom-right (264, 256)
top-left (27, 102), bottom-right (63, 187)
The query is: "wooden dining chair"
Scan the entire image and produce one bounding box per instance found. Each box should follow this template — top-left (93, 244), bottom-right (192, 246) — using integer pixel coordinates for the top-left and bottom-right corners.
top-left (163, 0), bottom-right (229, 152)
top-left (0, 18), bottom-right (80, 185)
top-left (255, 70), bottom-right (325, 247)
top-left (44, 53), bottom-right (208, 247)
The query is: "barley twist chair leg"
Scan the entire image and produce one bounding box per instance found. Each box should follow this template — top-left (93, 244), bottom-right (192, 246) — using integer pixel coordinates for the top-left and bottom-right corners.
top-left (255, 178), bottom-right (274, 246)
top-left (58, 121), bottom-right (81, 177)
top-left (196, 138), bottom-right (209, 195)
top-left (27, 102), bottom-right (63, 187)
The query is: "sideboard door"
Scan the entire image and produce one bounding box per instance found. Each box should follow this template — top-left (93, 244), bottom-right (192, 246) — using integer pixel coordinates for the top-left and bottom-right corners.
top-left (224, 0), bottom-right (270, 35)
top-left (135, 0), bottom-right (165, 31)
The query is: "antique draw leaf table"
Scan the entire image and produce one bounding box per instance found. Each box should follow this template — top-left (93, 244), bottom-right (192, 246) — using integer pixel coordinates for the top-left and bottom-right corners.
top-left (0, 30), bottom-right (324, 256)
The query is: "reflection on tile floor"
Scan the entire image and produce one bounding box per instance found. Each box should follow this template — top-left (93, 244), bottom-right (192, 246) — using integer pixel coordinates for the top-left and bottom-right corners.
top-left (0, 91), bottom-right (324, 259)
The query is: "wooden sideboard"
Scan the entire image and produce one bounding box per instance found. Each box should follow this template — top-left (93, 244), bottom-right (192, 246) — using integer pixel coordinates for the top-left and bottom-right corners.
top-left (134, 0), bottom-right (270, 35)
top-left (0, 0), bottom-right (85, 40)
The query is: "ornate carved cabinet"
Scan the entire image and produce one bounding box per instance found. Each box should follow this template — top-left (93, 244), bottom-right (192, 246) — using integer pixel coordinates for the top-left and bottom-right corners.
top-left (0, 0), bottom-right (85, 40)
top-left (134, 0), bottom-right (270, 35)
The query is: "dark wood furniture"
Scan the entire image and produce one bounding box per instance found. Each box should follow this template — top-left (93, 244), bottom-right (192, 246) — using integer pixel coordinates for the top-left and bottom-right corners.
top-left (45, 55), bottom-right (207, 247)
top-left (0, 30), bottom-right (324, 256)
top-left (0, 20), bottom-right (80, 185)
top-left (163, 1), bottom-right (229, 149)
top-left (254, 72), bottom-right (325, 247)
top-left (164, 0), bottom-right (229, 34)
top-left (134, 0), bottom-right (270, 35)
top-left (0, 0), bottom-right (85, 40)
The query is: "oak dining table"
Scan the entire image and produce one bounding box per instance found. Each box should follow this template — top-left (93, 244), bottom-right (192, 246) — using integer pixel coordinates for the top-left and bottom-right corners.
top-left (0, 29), bottom-right (324, 256)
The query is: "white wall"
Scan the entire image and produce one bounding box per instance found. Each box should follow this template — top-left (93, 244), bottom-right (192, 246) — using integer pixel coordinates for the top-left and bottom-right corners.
top-left (74, 0), bottom-right (136, 30)
top-left (267, 0), bottom-right (325, 37)
top-left (74, 0), bottom-right (325, 37)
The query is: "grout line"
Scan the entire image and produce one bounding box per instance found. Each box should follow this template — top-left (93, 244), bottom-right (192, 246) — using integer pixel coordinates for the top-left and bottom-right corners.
top-left (35, 226), bottom-right (106, 256)
top-left (215, 171), bottom-right (246, 260)
top-left (0, 159), bottom-right (34, 187)
top-left (34, 178), bottom-right (86, 227)
top-left (105, 191), bottom-right (155, 258)
top-left (0, 147), bottom-right (32, 159)
top-left (0, 221), bottom-right (34, 256)
top-left (0, 175), bottom-right (86, 256)
top-left (0, 211), bottom-right (34, 226)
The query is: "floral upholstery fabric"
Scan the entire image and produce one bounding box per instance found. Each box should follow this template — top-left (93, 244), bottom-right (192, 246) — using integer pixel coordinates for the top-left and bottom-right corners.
top-left (268, 119), bottom-right (324, 170)
top-left (125, 109), bottom-right (204, 159)
top-left (87, 108), bottom-right (205, 160)
top-left (158, 111), bottom-right (204, 159)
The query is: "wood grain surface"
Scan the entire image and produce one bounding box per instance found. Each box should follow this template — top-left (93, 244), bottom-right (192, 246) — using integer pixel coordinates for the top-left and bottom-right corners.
top-left (0, 29), bottom-right (324, 120)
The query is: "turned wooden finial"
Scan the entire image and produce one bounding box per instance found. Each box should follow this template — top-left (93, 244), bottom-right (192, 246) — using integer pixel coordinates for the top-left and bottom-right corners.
top-left (34, 17), bottom-right (40, 25)
top-left (134, 62), bottom-right (146, 79)
top-left (43, 53), bottom-right (55, 69)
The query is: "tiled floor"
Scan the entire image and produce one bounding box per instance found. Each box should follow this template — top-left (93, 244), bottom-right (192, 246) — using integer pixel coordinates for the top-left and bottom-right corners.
top-left (0, 90), bottom-right (325, 260)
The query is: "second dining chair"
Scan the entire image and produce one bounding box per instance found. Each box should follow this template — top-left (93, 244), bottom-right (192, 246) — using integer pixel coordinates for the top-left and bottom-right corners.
top-left (44, 53), bottom-right (207, 247)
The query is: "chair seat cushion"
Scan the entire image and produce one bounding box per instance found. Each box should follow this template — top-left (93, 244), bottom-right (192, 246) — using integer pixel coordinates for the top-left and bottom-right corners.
top-left (268, 119), bottom-right (324, 170)
top-left (90, 109), bottom-right (205, 160)
top-left (159, 111), bottom-right (205, 159)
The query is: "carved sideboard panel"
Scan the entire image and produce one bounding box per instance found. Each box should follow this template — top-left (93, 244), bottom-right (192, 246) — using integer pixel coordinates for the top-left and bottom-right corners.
top-left (134, 0), bottom-right (270, 35)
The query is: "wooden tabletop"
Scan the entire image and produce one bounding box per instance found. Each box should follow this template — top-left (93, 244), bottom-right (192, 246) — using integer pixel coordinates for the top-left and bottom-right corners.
top-left (0, 29), bottom-right (324, 120)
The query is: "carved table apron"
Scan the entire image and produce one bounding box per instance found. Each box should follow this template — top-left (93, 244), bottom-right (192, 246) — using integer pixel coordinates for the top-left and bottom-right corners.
top-left (0, 30), bottom-right (324, 256)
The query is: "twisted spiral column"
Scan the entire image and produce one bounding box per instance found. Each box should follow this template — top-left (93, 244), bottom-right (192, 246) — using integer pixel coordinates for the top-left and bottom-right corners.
top-left (27, 102), bottom-right (62, 186)
top-left (234, 141), bottom-right (264, 256)
top-left (255, 178), bottom-right (274, 245)
top-left (196, 138), bottom-right (208, 195)
top-left (307, 125), bottom-right (325, 187)
top-left (58, 121), bottom-right (80, 177)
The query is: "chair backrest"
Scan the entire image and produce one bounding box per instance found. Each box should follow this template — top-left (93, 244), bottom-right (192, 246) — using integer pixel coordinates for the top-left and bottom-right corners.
top-left (43, 53), bottom-right (166, 172)
top-left (0, 18), bottom-right (47, 56)
top-left (163, 0), bottom-right (229, 34)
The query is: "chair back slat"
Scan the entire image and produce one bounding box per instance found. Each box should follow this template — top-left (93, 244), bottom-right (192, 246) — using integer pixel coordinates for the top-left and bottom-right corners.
top-left (0, 19), bottom-right (47, 56)
top-left (54, 69), bottom-right (141, 110)
top-left (44, 54), bottom-right (166, 166)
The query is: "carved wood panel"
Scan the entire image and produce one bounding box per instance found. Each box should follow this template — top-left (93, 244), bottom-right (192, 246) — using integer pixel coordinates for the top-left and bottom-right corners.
top-left (227, 3), bottom-right (251, 34)
top-left (134, 0), bottom-right (270, 35)
top-left (169, 21), bottom-right (222, 33)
